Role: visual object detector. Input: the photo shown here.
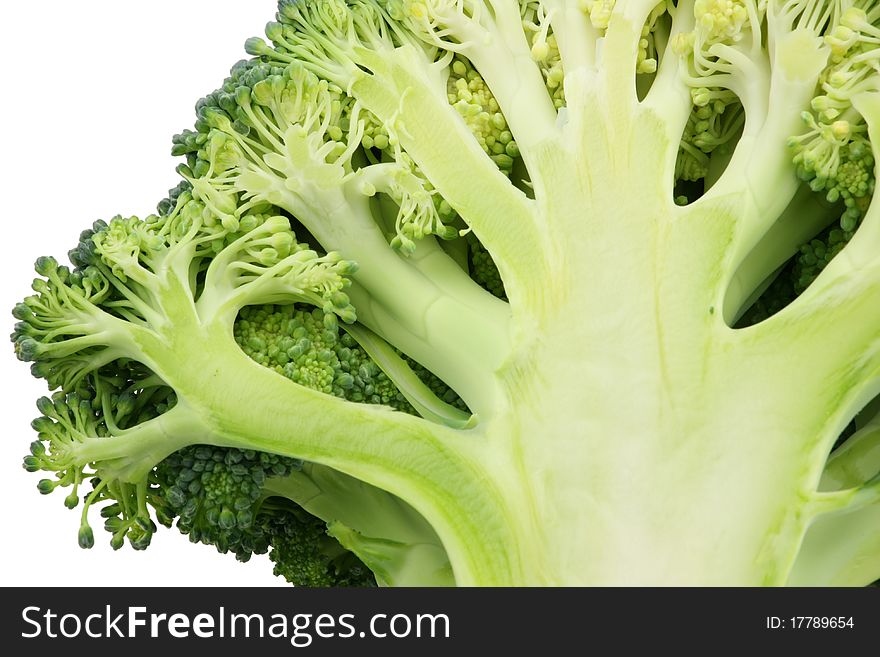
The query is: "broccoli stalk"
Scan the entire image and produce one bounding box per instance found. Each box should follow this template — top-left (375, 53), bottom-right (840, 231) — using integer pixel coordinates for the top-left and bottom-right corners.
top-left (13, 0), bottom-right (880, 585)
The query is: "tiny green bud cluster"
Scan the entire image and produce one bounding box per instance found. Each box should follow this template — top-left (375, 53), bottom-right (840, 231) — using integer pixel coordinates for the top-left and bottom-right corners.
top-left (520, 2), bottom-right (566, 107)
top-left (447, 56), bottom-right (521, 173)
top-left (234, 305), bottom-right (412, 409)
top-left (789, 5), bottom-right (879, 232)
top-left (155, 445), bottom-right (300, 560)
top-left (676, 91), bottom-right (745, 182)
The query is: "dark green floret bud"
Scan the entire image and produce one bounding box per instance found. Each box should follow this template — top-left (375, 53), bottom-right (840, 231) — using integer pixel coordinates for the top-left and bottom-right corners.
top-left (78, 525), bottom-right (95, 549)
top-left (15, 338), bottom-right (39, 362)
top-left (35, 398), bottom-right (53, 418)
top-left (37, 479), bottom-right (56, 495)
top-left (12, 303), bottom-right (31, 321)
top-left (245, 37), bottom-right (272, 57)
top-left (22, 455), bottom-right (41, 472)
top-left (34, 256), bottom-right (58, 277)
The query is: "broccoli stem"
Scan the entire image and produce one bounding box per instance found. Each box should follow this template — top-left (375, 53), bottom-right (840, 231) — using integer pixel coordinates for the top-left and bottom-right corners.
top-left (227, 166), bottom-right (511, 416)
top-left (263, 463), bottom-right (455, 586)
top-left (121, 281), bottom-right (524, 584)
top-left (599, 0), bottom-right (665, 101)
top-left (724, 186), bottom-right (836, 323)
top-left (640, 6), bottom-right (696, 149)
top-left (697, 27), bottom-right (830, 279)
top-left (345, 278), bottom-right (507, 419)
top-left (456, 13), bottom-right (560, 155)
top-left (543, 0), bottom-right (601, 73)
top-left (787, 500), bottom-right (880, 586)
top-left (185, 343), bottom-right (521, 585)
top-left (350, 48), bottom-right (549, 308)
top-left (70, 404), bottom-right (203, 483)
top-left (324, 194), bottom-right (510, 417)
top-left (822, 416), bottom-right (880, 491)
top-left (341, 322), bottom-right (472, 428)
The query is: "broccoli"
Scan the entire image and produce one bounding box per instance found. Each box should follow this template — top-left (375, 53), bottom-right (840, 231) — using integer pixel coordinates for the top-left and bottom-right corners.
top-left (11, 0), bottom-right (880, 586)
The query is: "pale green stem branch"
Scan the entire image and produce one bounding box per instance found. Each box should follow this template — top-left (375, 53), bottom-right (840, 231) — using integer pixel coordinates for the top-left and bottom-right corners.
top-left (343, 322), bottom-right (474, 428)
top-left (822, 413), bottom-right (880, 491)
top-left (351, 46), bottom-right (549, 307)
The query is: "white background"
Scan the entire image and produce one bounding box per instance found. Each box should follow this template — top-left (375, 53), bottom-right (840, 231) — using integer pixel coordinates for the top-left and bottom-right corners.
top-left (0, 1), bottom-right (290, 586)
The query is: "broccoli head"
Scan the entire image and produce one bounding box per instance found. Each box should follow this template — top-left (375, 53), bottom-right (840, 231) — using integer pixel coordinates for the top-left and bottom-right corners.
top-left (12, 0), bottom-right (880, 586)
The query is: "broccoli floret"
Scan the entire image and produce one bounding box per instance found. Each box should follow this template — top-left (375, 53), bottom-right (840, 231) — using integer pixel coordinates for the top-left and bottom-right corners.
top-left (14, 177), bottom-right (464, 585)
top-left (155, 445), bottom-right (300, 560)
top-left (234, 305), bottom-right (413, 409)
top-left (467, 234), bottom-right (507, 300)
top-left (261, 501), bottom-right (376, 587)
top-left (520, 2), bottom-right (567, 107)
top-left (157, 180), bottom-right (194, 216)
top-left (157, 440), bottom-right (443, 586)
